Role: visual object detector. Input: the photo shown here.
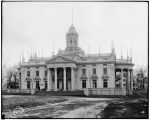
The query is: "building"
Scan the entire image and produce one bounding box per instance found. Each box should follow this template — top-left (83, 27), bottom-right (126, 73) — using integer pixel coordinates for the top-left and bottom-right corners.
top-left (132, 77), bottom-right (138, 90)
top-left (19, 23), bottom-right (134, 95)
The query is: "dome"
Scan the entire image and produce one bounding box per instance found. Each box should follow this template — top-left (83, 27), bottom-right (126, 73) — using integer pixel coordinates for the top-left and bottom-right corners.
top-left (67, 24), bottom-right (78, 34)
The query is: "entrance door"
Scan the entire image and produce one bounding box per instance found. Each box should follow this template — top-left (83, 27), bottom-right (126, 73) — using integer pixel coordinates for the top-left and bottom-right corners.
top-left (66, 80), bottom-right (71, 90)
top-left (58, 79), bottom-right (64, 90)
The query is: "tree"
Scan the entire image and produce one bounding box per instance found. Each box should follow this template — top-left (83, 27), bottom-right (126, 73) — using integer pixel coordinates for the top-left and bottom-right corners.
top-left (6, 65), bottom-right (20, 89)
top-left (2, 64), bottom-right (7, 89)
top-left (134, 65), bottom-right (148, 89)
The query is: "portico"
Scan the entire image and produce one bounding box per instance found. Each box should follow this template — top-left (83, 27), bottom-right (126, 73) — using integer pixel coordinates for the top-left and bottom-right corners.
top-left (115, 64), bottom-right (134, 95)
top-left (46, 58), bottom-right (76, 91)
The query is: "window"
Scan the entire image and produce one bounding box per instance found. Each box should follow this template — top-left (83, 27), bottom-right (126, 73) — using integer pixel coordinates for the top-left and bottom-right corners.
top-left (103, 79), bottom-right (108, 88)
top-left (82, 80), bottom-right (86, 88)
top-left (82, 69), bottom-right (86, 74)
top-left (27, 67), bottom-right (30, 69)
top-left (93, 80), bottom-right (97, 88)
top-left (45, 71), bottom-right (47, 76)
top-left (27, 71), bottom-right (30, 76)
top-left (27, 81), bottom-right (30, 89)
top-left (123, 84), bottom-right (126, 86)
top-left (45, 81), bottom-right (47, 90)
top-left (36, 81), bottom-right (40, 90)
top-left (36, 67), bottom-right (39, 69)
top-left (103, 68), bottom-right (107, 74)
top-left (36, 71), bottom-right (39, 76)
top-left (93, 69), bottom-right (96, 74)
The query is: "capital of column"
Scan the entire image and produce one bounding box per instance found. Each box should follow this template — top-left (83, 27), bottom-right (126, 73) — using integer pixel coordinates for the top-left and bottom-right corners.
top-left (71, 67), bottom-right (75, 70)
top-left (63, 67), bottom-right (66, 69)
top-left (54, 67), bottom-right (57, 71)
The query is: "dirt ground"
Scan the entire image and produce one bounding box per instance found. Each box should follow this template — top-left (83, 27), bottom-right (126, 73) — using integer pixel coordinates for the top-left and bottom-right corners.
top-left (2, 95), bottom-right (118, 118)
top-left (2, 95), bottom-right (148, 118)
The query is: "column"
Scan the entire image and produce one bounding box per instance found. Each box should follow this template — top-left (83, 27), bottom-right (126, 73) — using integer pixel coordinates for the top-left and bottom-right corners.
top-left (130, 69), bottom-right (133, 90)
top-left (63, 67), bottom-right (66, 91)
top-left (47, 69), bottom-right (50, 91)
top-left (71, 67), bottom-right (74, 90)
top-left (127, 69), bottom-right (130, 90)
top-left (49, 69), bottom-right (52, 90)
top-left (121, 68), bottom-right (123, 88)
top-left (54, 67), bottom-right (57, 91)
top-left (40, 69), bottom-right (45, 90)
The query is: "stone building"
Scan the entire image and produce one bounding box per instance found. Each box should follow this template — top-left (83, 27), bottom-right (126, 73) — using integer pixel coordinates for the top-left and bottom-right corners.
top-left (19, 23), bottom-right (134, 95)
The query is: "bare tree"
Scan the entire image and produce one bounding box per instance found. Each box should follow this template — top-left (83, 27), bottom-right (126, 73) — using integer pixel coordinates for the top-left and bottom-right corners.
top-left (135, 65), bottom-right (147, 78)
top-left (6, 65), bottom-right (20, 89)
top-left (135, 65), bottom-right (148, 89)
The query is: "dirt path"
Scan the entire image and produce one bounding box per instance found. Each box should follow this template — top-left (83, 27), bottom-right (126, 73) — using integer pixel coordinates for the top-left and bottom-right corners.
top-left (3, 96), bottom-right (117, 118)
top-left (59, 102), bottom-right (108, 118)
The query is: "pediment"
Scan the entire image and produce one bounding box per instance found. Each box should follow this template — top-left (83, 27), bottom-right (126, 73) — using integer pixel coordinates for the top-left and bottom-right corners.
top-left (91, 75), bottom-right (98, 80)
top-left (80, 74), bottom-right (88, 80)
top-left (46, 56), bottom-right (75, 64)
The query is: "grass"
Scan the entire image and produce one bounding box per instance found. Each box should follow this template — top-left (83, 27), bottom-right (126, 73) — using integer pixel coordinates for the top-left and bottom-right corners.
top-left (2, 102), bottom-right (45, 112)
top-left (2, 95), bottom-right (68, 112)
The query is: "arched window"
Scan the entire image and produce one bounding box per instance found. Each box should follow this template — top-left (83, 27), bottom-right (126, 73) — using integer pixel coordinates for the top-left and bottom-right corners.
top-left (70, 40), bottom-right (72, 46)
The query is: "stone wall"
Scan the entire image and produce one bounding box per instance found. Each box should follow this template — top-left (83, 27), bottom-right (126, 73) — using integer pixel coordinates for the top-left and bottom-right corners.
top-left (84, 88), bottom-right (132, 96)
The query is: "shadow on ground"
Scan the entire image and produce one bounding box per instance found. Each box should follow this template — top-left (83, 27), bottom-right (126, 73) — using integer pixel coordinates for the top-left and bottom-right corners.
top-left (99, 99), bottom-right (148, 119)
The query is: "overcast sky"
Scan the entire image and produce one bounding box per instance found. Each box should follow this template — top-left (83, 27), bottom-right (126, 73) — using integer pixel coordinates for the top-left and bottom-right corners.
top-left (2, 2), bottom-right (148, 68)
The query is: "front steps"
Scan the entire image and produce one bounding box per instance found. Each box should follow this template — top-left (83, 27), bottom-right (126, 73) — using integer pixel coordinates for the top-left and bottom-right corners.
top-left (35, 90), bottom-right (85, 96)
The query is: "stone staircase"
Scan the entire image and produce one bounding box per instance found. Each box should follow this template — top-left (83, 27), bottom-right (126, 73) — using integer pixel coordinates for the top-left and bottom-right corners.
top-left (35, 90), bottom-right (85, 96)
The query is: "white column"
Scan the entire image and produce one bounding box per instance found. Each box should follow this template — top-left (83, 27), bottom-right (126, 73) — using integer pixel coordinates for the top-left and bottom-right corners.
top-left (130, 70), bottom-right (133, 90)
top-left (63, 67), bottom-right (66, 91)
top-left (49, 69), bottom-right (52, 90)
top-left (40, 68), bottom-right (44, 90)
top-left (121, 68), bottom-right (123, 88)
top-left (31, 69), bottom-right (35, 89)
top-left (54, 67), bottom-right (57, 91)
top-left (127, 69), bottom-right (130, 90)
top-left (71, 67), bottom-right (74, 91)
top-left (47, 69), bottom-right (50, 91)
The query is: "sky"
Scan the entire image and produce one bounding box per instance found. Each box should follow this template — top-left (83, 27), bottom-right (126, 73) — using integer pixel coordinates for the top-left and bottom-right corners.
top-left (2, 2), bottom-right (148, 68)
